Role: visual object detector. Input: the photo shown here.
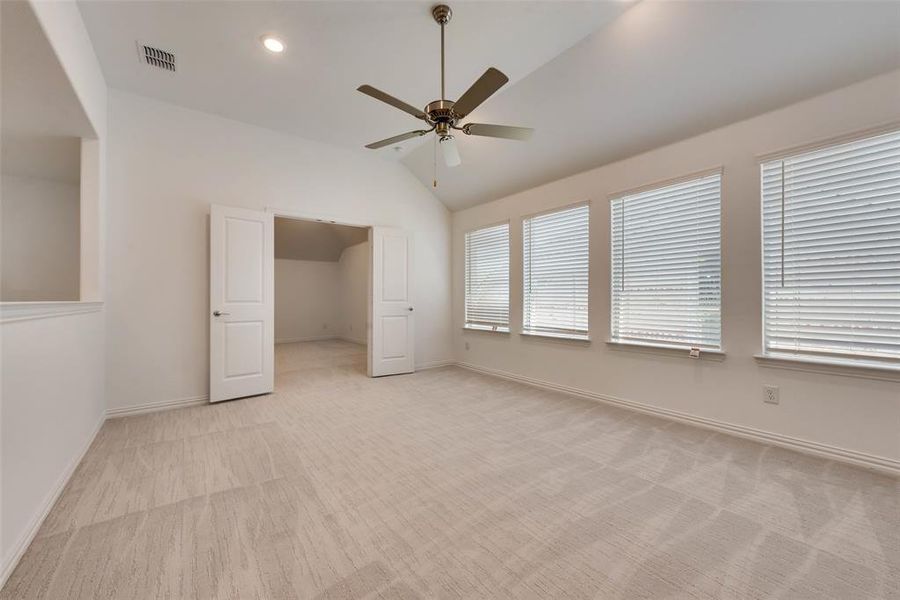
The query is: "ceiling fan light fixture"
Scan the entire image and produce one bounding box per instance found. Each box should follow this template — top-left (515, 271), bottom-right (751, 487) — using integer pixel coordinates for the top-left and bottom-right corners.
top-left (261, 35), bottom-right (284, 53)
top-left (440, 135), bottom-right (461, 168)
top-left (357, 3), bottom-right (533, 162)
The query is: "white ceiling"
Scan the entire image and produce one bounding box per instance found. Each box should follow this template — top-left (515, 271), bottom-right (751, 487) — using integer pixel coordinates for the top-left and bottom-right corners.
top-left (404, 0), bottom-right (900, 209)
top-left (2, 1), bottom-right (95, 139)
top-left (275, 218), bottom-right (367, 262)
top-left (1, 2), bottom-right (89, 184)
top-left (76, 1), bottom-right (900, 211)
top-left (77, 1), bottom-right (627, 156)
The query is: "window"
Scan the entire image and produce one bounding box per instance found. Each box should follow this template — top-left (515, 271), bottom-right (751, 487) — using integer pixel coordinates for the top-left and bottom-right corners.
top-left (610, 173), bottom-right (722, 350)
top-left (523, 204), bottom-right (589, 339)
top-left (464, 223), bottom-right (509, 331)
top-left (761, 129), bottom-right (900, 365)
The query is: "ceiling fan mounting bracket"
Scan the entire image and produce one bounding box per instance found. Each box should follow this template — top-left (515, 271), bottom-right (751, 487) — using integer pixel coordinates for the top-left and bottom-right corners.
top-left (432, 5), bottom-right (452, 25)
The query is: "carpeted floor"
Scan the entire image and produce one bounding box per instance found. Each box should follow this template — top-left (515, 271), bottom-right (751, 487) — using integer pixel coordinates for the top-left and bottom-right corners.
top-left (2, 340), bottom-right (898, 599)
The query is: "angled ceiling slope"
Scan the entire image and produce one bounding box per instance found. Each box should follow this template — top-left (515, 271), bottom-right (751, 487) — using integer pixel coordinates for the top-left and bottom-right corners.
top-left (2, 1), bottom-right (92, 183)
top-left (403, 1), bottom-right (900, 209)
top-left (275, 218), bottom-right (367, 262)
top-left (76, 0), bottom-right (628, 158)
top-left (77, 1), bottom-right (900, 211)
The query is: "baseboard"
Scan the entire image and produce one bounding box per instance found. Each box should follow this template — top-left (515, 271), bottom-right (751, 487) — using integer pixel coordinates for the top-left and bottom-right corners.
top-left (275, 335), bottom-right (337, 344)
top-left (106, 395), bottom-right (208, 418)
top-left (456, 362), bottom-right (900, 476)
top-left (0, 411), bottom-right (106, 589)
top-left (338, 336), bottom-right (366, 346)
top-left (416, 359), bottom-right (456, 371)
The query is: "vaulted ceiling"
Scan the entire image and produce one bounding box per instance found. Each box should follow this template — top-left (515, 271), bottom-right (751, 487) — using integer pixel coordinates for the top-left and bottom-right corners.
top-left (2, 1), bottom-right (91, 184)
top-left (78, 0), bottom-right (900, 210)
top-left (275, 218), bottom-right (367, 262)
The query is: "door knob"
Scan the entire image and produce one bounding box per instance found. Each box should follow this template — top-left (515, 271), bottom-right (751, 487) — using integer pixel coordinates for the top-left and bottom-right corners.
top-left (408, 307), bottom-right (414, 312)
top-left (213, 310), bottom-right (230, 317)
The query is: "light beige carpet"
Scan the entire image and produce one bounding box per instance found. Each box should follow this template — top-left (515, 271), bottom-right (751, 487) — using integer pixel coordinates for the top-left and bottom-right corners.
top-left (2, 340), bottom-right (898, 599)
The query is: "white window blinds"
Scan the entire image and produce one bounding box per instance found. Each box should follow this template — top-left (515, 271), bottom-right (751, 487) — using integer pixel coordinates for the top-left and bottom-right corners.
top-left (523, 204), bottom-right (589, 338)
top-left (762, 129), bottom-right (900, 364)
top-left (611, 173), bottom-right (722, 350)
top-left (464, 223), bottom-right (509, 330)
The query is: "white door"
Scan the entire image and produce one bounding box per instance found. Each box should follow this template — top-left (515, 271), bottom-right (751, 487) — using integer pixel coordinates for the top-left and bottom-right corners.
top-left (209, 204), bottom-right (274, 402)
top-left (369, 227), bottom-right (415, 377)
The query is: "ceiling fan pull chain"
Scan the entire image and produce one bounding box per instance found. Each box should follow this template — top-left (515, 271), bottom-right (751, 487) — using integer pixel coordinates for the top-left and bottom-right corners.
top-left (433, 135), bottom-right (438, 188)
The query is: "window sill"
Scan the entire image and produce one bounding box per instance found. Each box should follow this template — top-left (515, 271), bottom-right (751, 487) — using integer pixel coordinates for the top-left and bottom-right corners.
top-left (754, 353), bottom-right (900, 382)
top-left (0, 301), bottom-right (103, 324)
top-left (607, 339), bottom-right (725, 361)
top-left (521, 330), bottom-right (590, 343)
top-left (463, 324), bottom-right (510, 334)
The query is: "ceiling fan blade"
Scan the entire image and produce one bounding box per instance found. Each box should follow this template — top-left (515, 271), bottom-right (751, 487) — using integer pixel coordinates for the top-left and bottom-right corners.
top-left (364, 129), bottom-right (430, 150)
top-left (440, 136), bottom-right (461, 168)
top-left (452, 67), bottom-right (509, 118)
top-left (464, 123), bottom-right (533, 141)
top-left (357, 85), bottom-right (425, 119)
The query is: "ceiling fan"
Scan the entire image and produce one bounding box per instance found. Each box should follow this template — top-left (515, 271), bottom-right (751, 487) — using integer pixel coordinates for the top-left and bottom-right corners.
top-left (357, 4), bottom-right (533, 168)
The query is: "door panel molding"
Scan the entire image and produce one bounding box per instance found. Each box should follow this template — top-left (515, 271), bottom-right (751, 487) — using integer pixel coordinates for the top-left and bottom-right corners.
top-left (370, 227), bottom-right (415, 377)
top-left (210, 205), bottom-right (274, 402)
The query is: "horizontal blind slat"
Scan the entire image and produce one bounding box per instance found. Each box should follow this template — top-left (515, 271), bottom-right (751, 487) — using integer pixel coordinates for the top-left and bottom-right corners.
top-left (465, 223), bottom-right (509, 328)
top-left (611, 174), bottom-right (722, 349)
top-left (524, 204), bottom-right (590, 336)
top-left (762, 128), bottom-right (900, 363)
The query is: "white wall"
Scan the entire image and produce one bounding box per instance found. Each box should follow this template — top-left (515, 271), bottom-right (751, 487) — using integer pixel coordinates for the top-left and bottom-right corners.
top-left (0, 310), bottom-right (105, 575)
top-left (105, 90), bottom-right (452, 411)
top-left (275, 259), bottom-right (341, 343)
top-left (338, 241), bottom-right (368, 345)
top-left (1, 174), bottom-right (80, 301)
top-left (0, 0), bottom-right (108, 584)
top-left (27, 0), bottom-right (107, 302)
top-left (452, 71), bottom-right (900, 467)
top-left (274, 241), bottom-right (368, 346)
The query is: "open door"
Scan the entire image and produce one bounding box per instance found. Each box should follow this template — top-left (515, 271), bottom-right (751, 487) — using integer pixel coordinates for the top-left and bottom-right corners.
top-left (209, 204), bottom-right (274, 402)
top-left (369, 227), bottom-right (415, 377)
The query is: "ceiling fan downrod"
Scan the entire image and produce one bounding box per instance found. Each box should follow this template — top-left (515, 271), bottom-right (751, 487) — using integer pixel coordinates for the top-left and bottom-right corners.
top-left (432, 4), bottom-right (452, 101)
top-left (356, 3), bottom-right (532, 162)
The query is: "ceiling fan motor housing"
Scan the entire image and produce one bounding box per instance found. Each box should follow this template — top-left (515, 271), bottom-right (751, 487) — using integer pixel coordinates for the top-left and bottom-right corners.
top-left (424, 99), bottom-right (457, 129)
top-left (358, 3), bottom-right (532, 152)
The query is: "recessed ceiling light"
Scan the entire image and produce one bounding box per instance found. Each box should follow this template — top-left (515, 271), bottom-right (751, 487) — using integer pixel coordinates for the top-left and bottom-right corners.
top-left (261, 36), bottom-right (284, 53)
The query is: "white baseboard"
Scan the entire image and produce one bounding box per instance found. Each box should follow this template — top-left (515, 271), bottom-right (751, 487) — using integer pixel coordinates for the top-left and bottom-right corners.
top-left (416, 359), bottom-right (456, 371)
top-left (456, 362), bottom-right (900, 476)
top-left (275, 335), bottom-right (337, 345)
top-left (106, 395), bottom-right (208, 418)
top-left (0, 411), bottom-right (106, 589)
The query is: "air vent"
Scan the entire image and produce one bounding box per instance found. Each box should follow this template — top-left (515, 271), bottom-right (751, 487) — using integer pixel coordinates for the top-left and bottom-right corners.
top-left (137, 42), bottom-right (176, 72)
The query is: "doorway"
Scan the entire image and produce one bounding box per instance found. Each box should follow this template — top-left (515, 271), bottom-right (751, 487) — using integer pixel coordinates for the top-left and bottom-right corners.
top-left (209, 205), bottom-right (416, 403)
top-left (273, 216), bottom-right (369, 378)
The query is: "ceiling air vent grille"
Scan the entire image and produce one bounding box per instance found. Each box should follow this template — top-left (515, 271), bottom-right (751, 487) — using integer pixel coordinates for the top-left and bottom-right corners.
top-left (138, 43), bottom-right (176, 72)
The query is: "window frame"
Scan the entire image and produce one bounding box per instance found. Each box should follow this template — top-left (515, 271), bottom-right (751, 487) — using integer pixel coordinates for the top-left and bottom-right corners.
top-left (607, 168), bottom-right (725, 354)
top-left (521, 200), bottom-right (591, 342)
top-left (463, 220), bottom-right (511, 334)
top-left (757, 125), bottom-right (900, 370)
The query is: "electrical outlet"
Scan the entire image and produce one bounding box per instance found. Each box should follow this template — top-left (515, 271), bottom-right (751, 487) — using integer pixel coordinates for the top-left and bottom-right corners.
top-left (763, 385), bottom-right (780, 405)
top-left (465, 342), bottom-right (470, 351)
